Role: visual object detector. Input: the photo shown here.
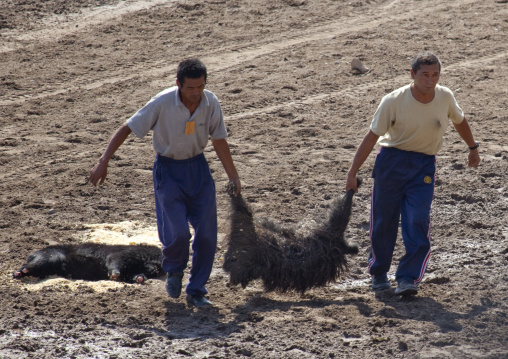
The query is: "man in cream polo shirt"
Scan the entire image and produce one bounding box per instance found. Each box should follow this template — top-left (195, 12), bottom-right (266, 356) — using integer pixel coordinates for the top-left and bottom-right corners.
top-left (89, 58), bottom-right (241, 307)
top-left (346, 52), bottom-right (481, 296)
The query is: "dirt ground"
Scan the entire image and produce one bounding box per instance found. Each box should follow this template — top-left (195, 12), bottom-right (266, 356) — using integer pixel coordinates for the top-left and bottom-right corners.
top-left (1, 0), bottom-right (508, 358)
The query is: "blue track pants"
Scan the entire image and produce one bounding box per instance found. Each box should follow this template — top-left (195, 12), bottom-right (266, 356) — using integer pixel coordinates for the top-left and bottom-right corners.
top-left (368, 147), bottom-right (435, 285)
top-left (153, 153), bottom-right (217, 296)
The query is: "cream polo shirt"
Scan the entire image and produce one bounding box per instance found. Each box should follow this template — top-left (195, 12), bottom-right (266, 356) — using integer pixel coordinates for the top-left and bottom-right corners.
top-left (370, 84), bottom-right (464, 155)
top-left (126, 86), bottom-right (228, 160)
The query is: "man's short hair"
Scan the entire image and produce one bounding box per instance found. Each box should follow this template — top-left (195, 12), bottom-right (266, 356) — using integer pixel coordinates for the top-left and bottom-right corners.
top-left (177, 58), bottom-right (207, 85)
top-left (411, 52), bottom-right (442, 73)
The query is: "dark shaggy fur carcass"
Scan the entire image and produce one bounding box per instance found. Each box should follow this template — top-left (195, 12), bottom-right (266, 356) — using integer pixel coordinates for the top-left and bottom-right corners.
top-left (223, 182), bottom-right (360, 294)
top-left (13, 243), bottom-right (164, 283)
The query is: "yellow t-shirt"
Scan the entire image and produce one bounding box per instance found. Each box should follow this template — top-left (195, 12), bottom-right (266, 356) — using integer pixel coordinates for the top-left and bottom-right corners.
top-left (370, 84), bottom-right (464, 155)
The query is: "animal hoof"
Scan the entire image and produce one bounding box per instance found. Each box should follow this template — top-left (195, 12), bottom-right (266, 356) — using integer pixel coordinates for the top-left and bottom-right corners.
top-left (109, 270), bottom-right (120, 280)
top-left (134, 274), bottom-right (147, 284)
top-left (346, 243), bottom-right (359, 255)
top-left (13, 267), bottom-right (29, 278)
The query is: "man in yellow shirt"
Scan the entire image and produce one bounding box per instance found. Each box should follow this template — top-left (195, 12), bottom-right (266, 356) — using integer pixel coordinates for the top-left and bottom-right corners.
top-left (346, 52), bottom-right (481, 296)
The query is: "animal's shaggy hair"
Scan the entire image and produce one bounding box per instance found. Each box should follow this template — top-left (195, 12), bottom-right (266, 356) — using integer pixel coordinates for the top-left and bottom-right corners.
top-left (13, 243), bottom-right (163, 283)
top-left (223, 184), bottom-right (360, 293)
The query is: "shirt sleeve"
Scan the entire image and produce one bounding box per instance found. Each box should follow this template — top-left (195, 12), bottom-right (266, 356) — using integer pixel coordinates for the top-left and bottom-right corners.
top-left (126, 97), bottom-right (161, 138)
top-left (447, 89), bottom-right (465, 124)
top-left (370, 94), bottom-right (394, 136)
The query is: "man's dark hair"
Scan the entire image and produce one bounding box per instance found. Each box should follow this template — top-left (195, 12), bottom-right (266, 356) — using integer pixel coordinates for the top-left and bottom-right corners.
top-left (177, 58), bottom-right (207, 85)
top-left (411, 52), bottom-right (441, 73)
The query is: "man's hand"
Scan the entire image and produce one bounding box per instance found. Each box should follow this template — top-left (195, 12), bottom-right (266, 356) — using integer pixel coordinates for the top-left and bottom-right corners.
top-left (346, 174), bottom-right (362, 193)
top-left (226, 178), bottom-right (241, 197)
top-left (88, 124), bottom-right (132, 187)
top-left (467, 149), bottom-right (481, 168)
top-left (89, 160), bottom-right (108, 187)
top-left (346, 173), bottom-right (360, 193)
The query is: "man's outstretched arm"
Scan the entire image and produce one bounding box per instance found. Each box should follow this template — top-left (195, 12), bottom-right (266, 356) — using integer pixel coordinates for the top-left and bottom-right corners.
top-left (453, 117), bottom-right (480, 168)
top-left (211, 138), bottom-right (241, 196)
top-left (89, 124), bottom-right (132, 186)
top-left (346, 130), bottom-right (379, 192)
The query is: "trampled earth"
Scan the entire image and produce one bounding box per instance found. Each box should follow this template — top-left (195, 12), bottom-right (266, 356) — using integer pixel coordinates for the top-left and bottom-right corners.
top-left (1, 0), bottom-right (507, 358)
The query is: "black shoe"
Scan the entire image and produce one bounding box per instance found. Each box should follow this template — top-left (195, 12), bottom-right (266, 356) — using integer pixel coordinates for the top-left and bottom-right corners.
top-left (165, 272), bottom-right (183, 298)
top-left (395, 281), bottom-right (418, 296)
top-left (186, 294), bottom-right (212, 307)
top-left (372, 274), bottom-right (391, 291)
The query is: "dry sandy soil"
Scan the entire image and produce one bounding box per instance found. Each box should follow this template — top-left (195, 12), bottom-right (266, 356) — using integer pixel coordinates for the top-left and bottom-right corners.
top-left (1, 0), bottom-right (508, 358)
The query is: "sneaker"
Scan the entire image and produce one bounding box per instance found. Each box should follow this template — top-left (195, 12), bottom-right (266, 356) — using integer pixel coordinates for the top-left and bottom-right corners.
top-left (372, 274), bottom-right (391, 291)
top-left (165, 272), bottom-right (184, 298)
top-left (395, 281), bottom-right (418, 296)
top-left (186, 294), bottom-right (212, 307)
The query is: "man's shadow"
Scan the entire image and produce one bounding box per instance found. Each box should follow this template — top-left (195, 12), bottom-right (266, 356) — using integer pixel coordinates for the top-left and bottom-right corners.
top-left (154, 285), bottom-right (494, 340)
top-left (160, 300), bottom-right (242, 340)
top-left (374, 290), bottom-right (494, 333)
top-left (159, 293), bottom-right (371, 340)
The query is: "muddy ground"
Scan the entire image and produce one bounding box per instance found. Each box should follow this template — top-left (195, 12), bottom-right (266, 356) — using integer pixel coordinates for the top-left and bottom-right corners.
top-left (1, 0), bottom-right (507, 358)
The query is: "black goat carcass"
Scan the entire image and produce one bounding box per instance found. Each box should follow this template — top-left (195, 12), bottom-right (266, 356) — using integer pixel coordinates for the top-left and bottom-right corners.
top-left (13, 243), bottom-right (163, 283)
top-left (223, 182), bottom-right (360, 293)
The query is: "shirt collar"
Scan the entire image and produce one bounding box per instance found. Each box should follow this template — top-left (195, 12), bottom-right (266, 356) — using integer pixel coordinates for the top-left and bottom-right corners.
top-left (173, 86), bottom-right (210, 108)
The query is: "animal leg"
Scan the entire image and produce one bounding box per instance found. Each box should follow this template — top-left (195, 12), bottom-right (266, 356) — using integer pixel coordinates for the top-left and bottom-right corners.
top-left (132, 274), bottom-right (147, 283)
top-left (12, 267), bottom-right (29, 278)
top-left (105, 252), bottom-right (124, 281)
top-left (109, 269), bottom-right (121, 280)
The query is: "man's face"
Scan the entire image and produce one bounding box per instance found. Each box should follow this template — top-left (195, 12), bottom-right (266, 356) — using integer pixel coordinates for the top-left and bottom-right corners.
top-left (411, 63), bottom-right (440, 96)
top-left (177, 76), bottom-right (206, 105)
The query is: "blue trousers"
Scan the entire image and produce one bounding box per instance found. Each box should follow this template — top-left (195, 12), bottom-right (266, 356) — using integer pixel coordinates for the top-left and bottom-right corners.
top-left (153, 153), bottom-right (217, 296)
top-left (368, 147), bottom-right (435, 285)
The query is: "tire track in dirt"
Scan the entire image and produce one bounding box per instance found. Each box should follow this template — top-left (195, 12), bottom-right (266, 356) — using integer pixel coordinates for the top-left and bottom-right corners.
top-left (0, 0), bottom-right (483, 107)
top-left (0, 0), bottom-right (174, 53)
top-left (228, 49), bottom-right (508, 121)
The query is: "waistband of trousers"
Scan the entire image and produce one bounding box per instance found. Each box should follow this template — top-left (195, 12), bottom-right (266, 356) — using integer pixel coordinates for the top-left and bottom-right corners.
top-left (155, 152), bottom-right (205, 164)
top-left (380, 146), bottom-right (435, 160)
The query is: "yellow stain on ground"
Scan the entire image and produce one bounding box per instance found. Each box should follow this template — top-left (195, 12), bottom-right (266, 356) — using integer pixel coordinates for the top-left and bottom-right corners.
top-left (80, 220), bottom-right (161, 246)
top-left (20, 277), bottom-right (130, 293)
